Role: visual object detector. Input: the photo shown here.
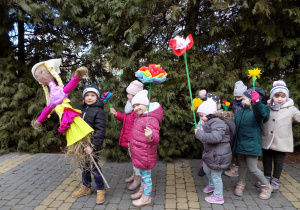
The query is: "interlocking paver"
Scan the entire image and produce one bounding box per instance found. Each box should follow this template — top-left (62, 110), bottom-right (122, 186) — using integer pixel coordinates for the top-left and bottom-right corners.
top-left (190, 159), bottom-right (300, 210)
top-left (2, 153), bottom-right (300, 209)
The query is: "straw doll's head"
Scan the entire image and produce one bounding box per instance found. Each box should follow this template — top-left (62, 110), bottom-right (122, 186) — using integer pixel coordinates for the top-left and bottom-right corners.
top-left (31, 59), bottom-right (63, 105)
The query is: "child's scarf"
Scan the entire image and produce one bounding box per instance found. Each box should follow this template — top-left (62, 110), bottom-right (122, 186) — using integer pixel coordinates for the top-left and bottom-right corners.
top-left (234, 98), bottom-right (242, 107)
top-left (125, 100), bottom-right (133, 114)
top-left (270, 100), bottom-right (282, 111)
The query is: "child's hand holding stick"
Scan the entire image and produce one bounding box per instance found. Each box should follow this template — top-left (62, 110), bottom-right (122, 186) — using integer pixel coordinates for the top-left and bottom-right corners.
top-left (145, 127), bottom-right (152, 140)
top-left (84, 146), bottom-right (93, 154)
top-left (110, 108), bottom-right (117, 116)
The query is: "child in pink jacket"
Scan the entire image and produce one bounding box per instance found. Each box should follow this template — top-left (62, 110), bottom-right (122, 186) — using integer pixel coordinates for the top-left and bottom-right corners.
top-left (110, 80), bottom-right (143, 190)
top-left (129, 90), bottom-right (163, 207)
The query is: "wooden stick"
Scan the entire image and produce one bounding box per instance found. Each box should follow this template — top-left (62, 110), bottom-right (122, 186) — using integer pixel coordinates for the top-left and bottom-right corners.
top-left (89, 154), bottom-right (110, 189)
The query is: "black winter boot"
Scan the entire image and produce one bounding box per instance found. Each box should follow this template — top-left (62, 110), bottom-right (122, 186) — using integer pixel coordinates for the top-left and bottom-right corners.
top-left (198, 167), bottom-right (205, 177)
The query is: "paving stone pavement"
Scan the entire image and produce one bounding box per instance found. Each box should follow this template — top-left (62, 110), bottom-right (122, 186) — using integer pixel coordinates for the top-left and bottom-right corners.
top-left (190, 159), bottom-right (300, 210)
top-left (0, 153), bottom-right (300, 210)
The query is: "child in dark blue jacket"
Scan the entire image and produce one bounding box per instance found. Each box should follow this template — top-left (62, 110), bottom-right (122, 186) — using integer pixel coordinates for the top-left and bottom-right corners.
top-left (72, 84), bottom-right (106, 205)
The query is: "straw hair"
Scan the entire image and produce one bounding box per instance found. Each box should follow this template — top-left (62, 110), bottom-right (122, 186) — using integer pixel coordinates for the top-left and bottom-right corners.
top-left (42, 85), bottom-right (50, 105)
top-left (48, 66), bottom-right (64, 88)
top-left (40, 68), bottom-right (63, 105)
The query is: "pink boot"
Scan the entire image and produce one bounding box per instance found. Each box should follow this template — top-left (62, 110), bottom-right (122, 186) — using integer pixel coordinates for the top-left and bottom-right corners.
top-left (132, 194), bottom-right (151, 207)
top-left (125, 171), bottom-right (134, 183)
top-left (128, 175), bottom-right (141, 191)
top-left (131, 187), bottom-right (144, 200)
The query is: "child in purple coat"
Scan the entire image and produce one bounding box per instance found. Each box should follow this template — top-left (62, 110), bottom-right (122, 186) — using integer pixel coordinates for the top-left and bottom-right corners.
top-left (129, 90), bottom-right (163, 207)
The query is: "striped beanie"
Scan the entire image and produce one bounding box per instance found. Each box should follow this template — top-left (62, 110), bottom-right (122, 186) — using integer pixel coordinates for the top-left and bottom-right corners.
top-left (82, 84), bottom-right (100, 99)
top-left (270, 80), bottom-right (289, 99)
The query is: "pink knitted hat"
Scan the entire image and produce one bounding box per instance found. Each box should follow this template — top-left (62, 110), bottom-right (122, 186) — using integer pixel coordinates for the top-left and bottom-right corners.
top-left (126, 80), bottom-right (144, 95)
top-left (131, 90), bottom-right (149, 106)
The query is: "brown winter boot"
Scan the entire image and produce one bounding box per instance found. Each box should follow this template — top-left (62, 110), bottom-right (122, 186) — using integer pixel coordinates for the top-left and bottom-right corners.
top-left (128, 175), bottom-right (141, 191)
top-left (259, 183), bottom-right (273, 200)
top-left (234, 181), bottom-right (246, 197)
top-left (125, 171), bottom-right (135, 183)
top-left (132, 194), bottom-right (151, 207)
top-left (72, 185), bottom-right (91, 198)
top-left (131, 187), bottom-right (144, 200)
top-left (96, 190), bottom-right (105, 204)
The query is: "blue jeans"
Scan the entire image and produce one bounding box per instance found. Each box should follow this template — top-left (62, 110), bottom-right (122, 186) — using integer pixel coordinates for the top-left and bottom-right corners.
top-left (81, 155), bottom-right (104, 190)
top-left (140, 169), bottom-right (152, 196)
top-left (203, 162), bottom-right (223, 197)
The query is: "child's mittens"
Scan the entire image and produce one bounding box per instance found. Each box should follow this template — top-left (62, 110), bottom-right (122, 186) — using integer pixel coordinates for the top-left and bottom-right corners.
top-left (75, 66), bottom-right (88, 78)
top-left (31, 120), bottom-right (43, 131)
top-left (251, 91), bottom-right (260, 104)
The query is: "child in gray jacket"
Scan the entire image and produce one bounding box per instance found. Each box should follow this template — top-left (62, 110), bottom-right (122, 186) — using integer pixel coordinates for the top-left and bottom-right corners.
top-left (195, 98), bottom-right (235, 205)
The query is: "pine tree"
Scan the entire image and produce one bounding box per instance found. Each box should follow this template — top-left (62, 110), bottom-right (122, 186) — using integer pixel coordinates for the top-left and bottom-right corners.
top-left (1, 0), bottom-right (300, 159)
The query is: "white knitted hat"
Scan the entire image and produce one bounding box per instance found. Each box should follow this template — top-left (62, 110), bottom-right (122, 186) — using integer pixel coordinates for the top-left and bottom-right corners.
top-left (197, 98), bottom-right (217, 115)
top-left (131, 90), bottom-right (149, 106)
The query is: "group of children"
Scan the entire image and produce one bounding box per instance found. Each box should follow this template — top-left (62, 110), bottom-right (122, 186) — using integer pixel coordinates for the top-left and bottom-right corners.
top-left (70, 80), bottom-right (163, 207)
top-left (31, 59), bottom-right (300, 206)
top-left (195, 80), bottom-right (300, 204)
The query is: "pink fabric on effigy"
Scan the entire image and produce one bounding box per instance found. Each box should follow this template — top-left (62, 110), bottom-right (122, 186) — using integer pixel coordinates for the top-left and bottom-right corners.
top-left (63, 75), bottom-right (80, 94)
top-left (36, 105), bottom-right (53, 122)
top-left (58, 108), bottom-right (82, 133)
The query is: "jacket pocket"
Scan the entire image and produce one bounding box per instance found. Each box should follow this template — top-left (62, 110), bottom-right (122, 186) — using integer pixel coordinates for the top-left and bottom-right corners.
top-left (277, 125), bottom-right (291, 139)
top-left (238, 134), bottom-right (255, 152)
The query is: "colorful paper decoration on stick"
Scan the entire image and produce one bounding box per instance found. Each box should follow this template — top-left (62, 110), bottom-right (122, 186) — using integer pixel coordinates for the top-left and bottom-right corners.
top-left (169, 34), bottom-right (198, 128)
top-left (221, 100), bottom-right (231, 111)
top-left (100, 91), bottom-right (117, 127)
top-left (135, 64), bottom-right (167, 127)
top-left (248, 68), bottom-right (262, 91)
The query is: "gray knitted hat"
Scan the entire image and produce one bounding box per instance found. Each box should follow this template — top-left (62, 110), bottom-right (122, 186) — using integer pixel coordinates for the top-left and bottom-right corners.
top-left (234, 81), bottom-right (247, 97)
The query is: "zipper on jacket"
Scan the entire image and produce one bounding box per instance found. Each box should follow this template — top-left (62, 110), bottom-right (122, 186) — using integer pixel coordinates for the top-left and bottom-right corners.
top-left (82, 106), bottom-right (89, 119)
top-left (242, 109), bottom-right (248, 121)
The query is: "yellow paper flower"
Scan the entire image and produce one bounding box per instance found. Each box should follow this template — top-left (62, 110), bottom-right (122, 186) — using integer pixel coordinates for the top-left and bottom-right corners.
top-left (248, 68), bottom-right (262, 80)
top-left (191, 98), bottom-right (203, 110)
top-left (225, 102), bottom-right (230, 107)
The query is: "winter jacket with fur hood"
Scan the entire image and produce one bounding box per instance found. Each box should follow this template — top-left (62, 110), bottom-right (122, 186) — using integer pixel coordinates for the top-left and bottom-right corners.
top-left (77, 101), bottom-right (106, 150)
top-left (196, 111), bottom-right (235, 171)
top-left (262, 99), bottom-right (300, 152)
top-left (130, 102), bottom-right (163, 170)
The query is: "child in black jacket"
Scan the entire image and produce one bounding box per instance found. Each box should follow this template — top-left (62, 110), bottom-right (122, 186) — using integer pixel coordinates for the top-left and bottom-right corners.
top-left (72, 84), bottom-right (106, 205)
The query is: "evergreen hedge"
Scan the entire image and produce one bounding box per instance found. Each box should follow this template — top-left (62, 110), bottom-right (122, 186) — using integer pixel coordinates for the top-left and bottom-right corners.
top-left (0, 0), bottom-right (300, 161)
